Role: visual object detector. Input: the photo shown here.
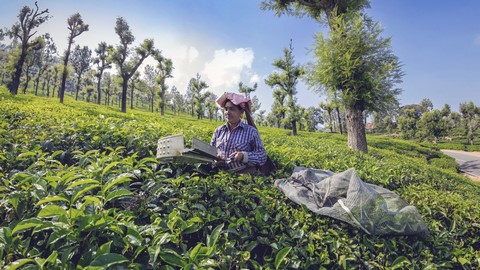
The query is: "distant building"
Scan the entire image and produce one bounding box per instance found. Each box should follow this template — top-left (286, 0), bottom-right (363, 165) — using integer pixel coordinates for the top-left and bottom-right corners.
top-left (365, 123), bottom-right (375, 133)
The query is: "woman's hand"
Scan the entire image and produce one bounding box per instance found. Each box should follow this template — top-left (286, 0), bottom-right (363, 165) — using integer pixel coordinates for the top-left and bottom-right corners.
top-left (229, 151), bottom-right (244, 163)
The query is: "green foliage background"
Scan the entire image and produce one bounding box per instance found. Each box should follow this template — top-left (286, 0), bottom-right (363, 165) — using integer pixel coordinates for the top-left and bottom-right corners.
top-left (0, 86), bottom-right (479, 269)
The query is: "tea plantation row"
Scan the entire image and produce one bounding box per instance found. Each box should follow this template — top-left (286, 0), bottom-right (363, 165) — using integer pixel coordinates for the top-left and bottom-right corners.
top-left (0, 90), bottom-right (479, 269)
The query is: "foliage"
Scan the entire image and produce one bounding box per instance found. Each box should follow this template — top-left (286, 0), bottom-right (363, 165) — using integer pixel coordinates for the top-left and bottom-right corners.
top-left (59, 13), bottom-right (89, 104)
top-left (5, 2), bottom-right (50, 95)
top-left (0, 88), bottom-right (479, 269)
top-left (459, 101), bottom-right (480, 145)
top-left (265, 40), bottom-right (304, 136)
top-left (110, 17), bottom-right (158, 113)
top-left (307, 12), bottom-right (403, 153)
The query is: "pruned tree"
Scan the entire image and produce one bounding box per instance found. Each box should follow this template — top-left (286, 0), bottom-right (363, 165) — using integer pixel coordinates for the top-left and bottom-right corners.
top-left (238, 81), bottom-right (257, 99)
top-left (6, 1), bottom-right (50, 94)
top-left (110, 17), bottom-right (157, 113)
top-left (460, 101), bottom-right (480, 145)
top-left (187, 73), bottom-right (209, 119)
top-left (304, 106), bottom-right (324, 132)
top-left (250, 95), bottom-right (261, 115)
top-left (22, 36), bottom-right (45, 94)
top-left (153, 54), bottom-right (173, 115)
top-left (34, 33), bottom-right (56, 96)
top-left (265, 40), bottom-right (304, 135)
top-left (144, 64), bottom-right (159, 113)
top-left (93, 42), bottom-right (112, 104)
top-left (129, 71), bottom-right (140, 110)
top-left (205, 91), bottom-right (218, 120)
top-left (102, 72), bottom-right (113, 106)
top-left (271, 88), bottom-right (287, 128)
top-left (307, 12), bottom-right (403, 152)
top-left (59, 13), bottom-right (89, 104)
top-left (70, 45), bottom-right (91, 100)
top-left (417, 104), bottom-right (451, 143)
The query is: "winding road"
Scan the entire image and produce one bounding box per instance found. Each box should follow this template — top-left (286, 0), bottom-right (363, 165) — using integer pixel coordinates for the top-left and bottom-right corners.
top-left (440, 150), bottom-right (480, 178)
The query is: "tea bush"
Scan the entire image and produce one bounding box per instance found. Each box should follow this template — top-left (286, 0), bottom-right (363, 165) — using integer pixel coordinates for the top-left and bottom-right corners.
top-left (1, 88), bottom-right (479, 269)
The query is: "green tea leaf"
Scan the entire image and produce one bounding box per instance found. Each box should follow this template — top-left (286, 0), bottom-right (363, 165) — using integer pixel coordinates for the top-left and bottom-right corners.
top-left (90, 253), bottom-right (129, 267)
top-left (37, 205), bottom-right (67, 218)
top-left (12, 218), bottom-right (42, 234)
top-left (35, 196), bottom-right (69, 207)
top-left (71, 184), bottom-right (100, 204)
top-left (207, 223), bottom-right (223, 248)
top-left (159, 249), bottom-right (187, 267)
top-left (6, 258), bottom-right (35, 270)
top-left (391, 256), bottom-right (411, 269)
top-left (125, 227), bottom-right (143, 246)
top-left (102, 162), bottom-right (121, 176)
top-left (97, 241), bottom-right (112, 256)
top-left (102, 173), bottom-right (132, 194)
top-left (275, 246), bottom-right (292, 270)
top-left (105, 189), bottom-right (133, 203)
top-left (66, 179), bottom-right (100, 190)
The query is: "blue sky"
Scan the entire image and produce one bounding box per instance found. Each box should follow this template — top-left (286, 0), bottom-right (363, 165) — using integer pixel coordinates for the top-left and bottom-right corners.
top-left (1, 0), bottom-right (479, 113)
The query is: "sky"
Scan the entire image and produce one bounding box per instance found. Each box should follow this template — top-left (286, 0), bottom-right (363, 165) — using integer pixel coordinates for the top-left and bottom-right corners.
top-left (1, 0), bottom-right (479, 113)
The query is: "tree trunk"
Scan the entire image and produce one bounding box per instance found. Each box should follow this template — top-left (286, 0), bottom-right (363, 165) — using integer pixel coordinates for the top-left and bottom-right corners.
top-left (335, 106), bottom-right (343, 135)
top-left (59, 41), bottom-right (73, 104)
top-left (160, 90), bottom-right (165, 116)
top-left (121, 77), bottom-right (128, 113)
top-left (292, 120), bottom-right (297, 135)
top-left (75, 74), bottom-right (81, 101)
top-left (9, 48), bottom-right (28, 95)
top-left (130, 80), bottom-right (134, 110)
top-left (34, 76), bottom-right (40, 95)
top-left (345, 106), bottom-right (368, 153)
top-left (96, 71), bottom-right (103, 105)
top-left (23, 68), bottom-right (31, 94)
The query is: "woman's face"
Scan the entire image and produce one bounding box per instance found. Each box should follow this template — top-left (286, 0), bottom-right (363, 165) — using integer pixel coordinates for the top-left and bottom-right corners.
top-left (224, 101), bottom-right (243, 125)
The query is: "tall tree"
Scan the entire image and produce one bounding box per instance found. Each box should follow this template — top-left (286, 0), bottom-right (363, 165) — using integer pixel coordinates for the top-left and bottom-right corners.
top-left (261, 0), bottom-right (369, 24)
top-left (304, 106), bottom-right (324, 132)
top-left (307, 13), bottom-right (403, 152)
top-left (270, 88), bottom-right (287, 128)
top-left (188, 73), bottom-right (209, 119)
top-left (397, 107), bottom-right (422, 140)
top-left (111, 17), bottom-right (157, 113)
top-left (129, 71), bottom-right (140, 110)
top-left (205, 91), bottom-right (218, 120)
top-left (170, 86), bottom-right (180, 115)
top-left (6, 1), bottom-right (50, 94)
top-left (34, 33), bottom-right (56, 96)
top-left (144, 65), bottom-right (159, 113)
top-left (93, 42), bottom-right (112, 104)
top-left (417, 104), bottom-right (451, 143)
top-left (102, 72), bottom-right (113, 106)
top-left (265, 40), bottom-right (305, 135)
top-left (59, 13), bottom-right (89, 104)
top-left (460, 101), bottom-right (480, 145)
top-left (238, 82), bottom-right (257, 99)
top-left (22, 36), bottom-right (45, 94)
top-left (70, 45), bottom-right (91, 101)
top-left (153, 54), bottom-right (173, 115)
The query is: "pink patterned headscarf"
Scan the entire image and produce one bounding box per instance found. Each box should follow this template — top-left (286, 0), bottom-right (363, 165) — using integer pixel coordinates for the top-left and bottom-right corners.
top-left (216, 92), bottom-right (252, 111)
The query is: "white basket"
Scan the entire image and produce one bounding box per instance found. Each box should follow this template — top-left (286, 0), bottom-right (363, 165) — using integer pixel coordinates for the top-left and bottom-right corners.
top-left (156, 134), bottom-right (185, 159)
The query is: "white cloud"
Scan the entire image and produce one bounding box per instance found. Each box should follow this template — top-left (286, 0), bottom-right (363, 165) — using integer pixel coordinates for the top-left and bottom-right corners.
top-left (250, 74), bottom-right (260, 84)
top-left (202, 48), bottom-right (254, 90)
top-left (187, 46), bottom-right (199, 63)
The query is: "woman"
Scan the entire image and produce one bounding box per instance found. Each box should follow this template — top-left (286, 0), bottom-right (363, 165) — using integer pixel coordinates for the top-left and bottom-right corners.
top-left (211, 92), bottom-right (267, 174)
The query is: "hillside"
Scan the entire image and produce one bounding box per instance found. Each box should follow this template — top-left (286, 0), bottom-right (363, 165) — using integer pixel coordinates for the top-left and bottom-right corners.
top-left (1, 88), bottom-right (479, 269)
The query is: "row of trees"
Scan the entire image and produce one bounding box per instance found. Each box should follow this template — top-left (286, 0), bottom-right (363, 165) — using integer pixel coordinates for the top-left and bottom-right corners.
top-left (0, 1), bottom-right (326, 131)
top-left (2, 1), bottom-right (478, 152)
top-left (372, 98), bottom-right (480, 145)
